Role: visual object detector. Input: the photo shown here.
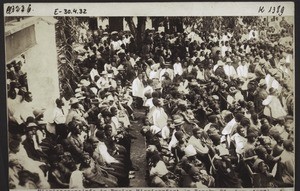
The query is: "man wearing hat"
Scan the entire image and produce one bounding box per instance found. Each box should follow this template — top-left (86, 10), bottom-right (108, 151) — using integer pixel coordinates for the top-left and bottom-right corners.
top-left (65, 97), bottom-right (88, 126)
top-left (33, 108), bottom-right (46, 123)
top-left (181, 145), bottom-right (215, 187)
top-left (168, 115), bottom-right (186, 150)
top-left (107, 73), bottom-right (117, 88)
top-left (254, 59), bottom-right (267, 78)
top-left (115, 64), bottom-right (129, 87)
top-left (97, 71), bottom-right (109, 89)
top-left (159, 62), bottom-right (173, 81)
top-left (22, 122), bottom-right (45, 161)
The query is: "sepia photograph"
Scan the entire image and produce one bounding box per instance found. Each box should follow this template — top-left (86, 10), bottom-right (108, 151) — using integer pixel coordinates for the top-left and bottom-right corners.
top-left (4, 2), bottom-right (295, 190)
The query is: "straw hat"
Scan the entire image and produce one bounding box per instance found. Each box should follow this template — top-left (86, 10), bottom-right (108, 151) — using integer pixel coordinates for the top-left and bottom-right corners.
top-left (258, 79), bottom-right (266, 87)
top-left (173, 115), bottom-right (185, 126)
top-left (100, 71), bottom-right (108, 75)
top-left (150, 125), bottom-right (161, 135)
top-left (111, 31), bottom-right (118, 35)
top-left (33, 108), bottom-right (46, 118)
top-left (69, 97), bottom-right (79, 105)
top-left (80, 79), bottom-right (91, 87)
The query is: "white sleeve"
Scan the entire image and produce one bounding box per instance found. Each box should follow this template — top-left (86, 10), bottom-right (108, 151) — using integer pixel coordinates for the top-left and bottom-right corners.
top-left (98, 143), bottom-right (119, 164)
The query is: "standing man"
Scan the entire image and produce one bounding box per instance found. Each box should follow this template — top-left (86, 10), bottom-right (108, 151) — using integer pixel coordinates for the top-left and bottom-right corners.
top-left (173, 57), bottom-right (183, 77)
top-left (53, 98), bottom-right (68, 140)
top-left (132, 73), bottom-right (145, 109)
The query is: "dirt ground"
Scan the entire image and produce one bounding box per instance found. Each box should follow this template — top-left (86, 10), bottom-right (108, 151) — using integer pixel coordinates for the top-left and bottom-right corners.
top-left (129, 109), bottom-right (147, 187)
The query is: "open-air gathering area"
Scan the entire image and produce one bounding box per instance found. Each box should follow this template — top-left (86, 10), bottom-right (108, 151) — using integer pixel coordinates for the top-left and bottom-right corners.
top-left (5, 14), bottom-right (294, 189)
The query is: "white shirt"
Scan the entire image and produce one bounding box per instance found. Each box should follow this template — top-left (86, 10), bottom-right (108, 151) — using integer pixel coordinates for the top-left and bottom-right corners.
top-left (149, 70), bottom-right (160, 79)
top-left (222, 118), bottom-right (237, 135)
top-left (196, 69), bottom-right (205, 80)
top-left (110, 40), bottom-right (121, 51)
top-left (231, 133), bottom-right (247, 155)
top-left (221, 46), bottom-right (228, 57)
top-left (159, 68), bottom-right (167, 81)
top-left (53, 107), bottom-right (66, 124)
top-left (132, 77), bottom-right (144, 98)
top-left (98, 142), bottom-right (119, 164)
top-left (144, 98), bottom-right (154, 109)
top-left (161, 126), bottom-right (171, 140)
top-left (69, 170), bottom-right (84, 188)
top-left (224, 64), bottom-right (237, 77)
top-left (263, 95), bottom-right (287, 119)
top-left (152, 107), bottom-right (168, 129)
top-left (237, 65), bottom-right (248, 79)
top-left (90, 68), bottom-right (99, 81)
top-left (173, 62), bottom-right (183, 76)
top-left (168, 130), bottom-right (179, 150)
top-left (129, 57), bottom-right (136, 67)
top-left (188, 136), bottom-right (209, 154)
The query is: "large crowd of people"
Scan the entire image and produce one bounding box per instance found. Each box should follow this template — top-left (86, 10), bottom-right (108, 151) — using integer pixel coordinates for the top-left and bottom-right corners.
top-left (7, 16), bottom-right (294, 189)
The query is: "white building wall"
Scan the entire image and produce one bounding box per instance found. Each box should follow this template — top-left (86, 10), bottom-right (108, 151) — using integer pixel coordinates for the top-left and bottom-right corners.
top-left (7, 17), bottom-right (59, 133)
top-left (97, 17), bottom-right (109, 30)
top-left (123, 17), bottom-right (152, 31)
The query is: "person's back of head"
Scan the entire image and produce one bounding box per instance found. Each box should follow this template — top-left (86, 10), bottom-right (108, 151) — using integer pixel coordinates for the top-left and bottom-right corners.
top-left (152, 91), bottom-right (160, 98)
top-left (95, 129), bottom-right (106, 141)
top-left (207, 115), bottom-right (218, 123)
top-left (234, 112), bottom-right (245, 123)
top-left (240, 117), bottom-right (251, 128)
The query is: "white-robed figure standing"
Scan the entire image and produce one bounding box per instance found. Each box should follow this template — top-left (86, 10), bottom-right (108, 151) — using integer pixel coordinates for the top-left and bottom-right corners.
top-left (132, 73), bottom-right (145, 109)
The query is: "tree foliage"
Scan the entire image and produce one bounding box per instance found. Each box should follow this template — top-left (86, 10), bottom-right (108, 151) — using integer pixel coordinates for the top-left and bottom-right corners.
top-left (55, 17), bottom-right (80, 100)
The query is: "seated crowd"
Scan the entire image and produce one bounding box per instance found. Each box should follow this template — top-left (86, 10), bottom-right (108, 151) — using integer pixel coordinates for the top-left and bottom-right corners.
top-left (8, 17), bottom-right (294, 189)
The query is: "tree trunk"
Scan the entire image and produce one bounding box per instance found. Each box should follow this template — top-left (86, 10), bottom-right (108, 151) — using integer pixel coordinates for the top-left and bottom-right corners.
top-left (125, 17), bottom-right (146, 52)
top-left (136, 17), bottom-right (146, 50)
top-left (125, 17), bottom-right (137, 40)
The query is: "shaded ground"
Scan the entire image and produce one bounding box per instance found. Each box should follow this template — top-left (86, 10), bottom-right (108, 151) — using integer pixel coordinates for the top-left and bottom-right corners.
top-left (129, 109), bottom-right (147, 187)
